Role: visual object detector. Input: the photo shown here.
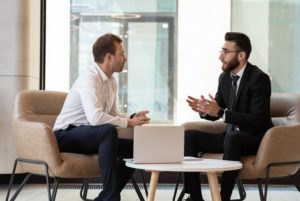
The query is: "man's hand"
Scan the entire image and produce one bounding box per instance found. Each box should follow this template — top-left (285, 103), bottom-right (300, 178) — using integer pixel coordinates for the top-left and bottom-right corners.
top-left (186, 94), bottom-right (220, 117)
top-left (133, 110), bottom-right (149, 118)
top-left (128, 110), bottom-right (150, 127)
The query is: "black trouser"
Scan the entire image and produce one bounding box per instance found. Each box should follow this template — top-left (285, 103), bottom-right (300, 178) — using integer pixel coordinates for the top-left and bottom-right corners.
top-left (184, 129), bottom-right (261, 201)
top-left (55, 124), bottom-right (134, 201)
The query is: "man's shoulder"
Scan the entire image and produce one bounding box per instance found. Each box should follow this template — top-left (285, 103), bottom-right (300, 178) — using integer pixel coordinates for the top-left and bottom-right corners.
top-left (246, 62), bottom-right (269, 78)
top-left (77, 65), bottom-right (101, 80)
top-left (244, 63), bottom-right (271, 89)
top-left (218, 72), bottom-right (232, 85)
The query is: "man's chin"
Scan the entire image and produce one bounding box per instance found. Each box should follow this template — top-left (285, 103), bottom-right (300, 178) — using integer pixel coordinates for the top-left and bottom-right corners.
top-left (116, 65), bottom-right (124, 72)
top-left (222, 65), bottom-right (229, 73)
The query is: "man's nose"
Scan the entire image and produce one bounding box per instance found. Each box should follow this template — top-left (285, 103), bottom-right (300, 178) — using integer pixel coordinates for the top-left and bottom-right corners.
top-left (218, 54), bottom-right (223, 60)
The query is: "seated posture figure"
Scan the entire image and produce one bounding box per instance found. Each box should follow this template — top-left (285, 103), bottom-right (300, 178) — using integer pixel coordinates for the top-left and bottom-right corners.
top-left (53, 33), bottom-right (150, 201)
top-left (184, 32), bottom-right (273, 201)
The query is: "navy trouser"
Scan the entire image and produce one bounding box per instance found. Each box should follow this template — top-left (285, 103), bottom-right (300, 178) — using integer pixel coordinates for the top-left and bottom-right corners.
top-left (55, 124), bottom-right (134, 201)
top-left (184, 129), bottom-right (261, 201)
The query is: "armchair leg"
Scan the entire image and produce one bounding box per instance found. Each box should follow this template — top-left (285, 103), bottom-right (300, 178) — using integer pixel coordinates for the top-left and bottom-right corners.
top-left (231, 178), bottom-right (246, 201)
top-left (177, 188), bottom-right (185, 201)
top-left (131, 175), bottom-right (145, 201)
top-left (80, 178), bottom-right (93, 201)
top-left (289, 175), bottom-right (300, 192)
top-left (258, 160), bottom-right (300, 201)
top-left (6, 158), bottom-right (56, 201)
top-left (139, 170), bottom-right (148, 196)
top-left (51, 178), bottom-right (60, 201)
top-left (172, 172), bottom-right (187, 201)
top-left (130, 170), bottom-right (149, 201)
top-left (172, 172), bottom-right (182, 201)
top-left (257, 178), bottom-right (269, 201)
top-left (6, 160), bottom-right (32, 201)
top-left (6, 158), bottom-right (26, 201)
top-left (237, 178), bottom-right (246, 200)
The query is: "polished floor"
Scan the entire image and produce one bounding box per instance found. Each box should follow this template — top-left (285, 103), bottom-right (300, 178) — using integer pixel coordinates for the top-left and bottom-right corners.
top-left (1, 184), bottom-right (300, 201)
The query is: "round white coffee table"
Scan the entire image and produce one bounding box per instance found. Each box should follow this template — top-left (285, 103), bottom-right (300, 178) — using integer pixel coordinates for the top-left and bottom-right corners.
top-left (125, 157), bottom-right (242, 201)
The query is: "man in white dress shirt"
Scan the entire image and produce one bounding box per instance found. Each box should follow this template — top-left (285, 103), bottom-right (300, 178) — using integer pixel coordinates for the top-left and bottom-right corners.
top-left (53, 33), bottom-right (150, 201)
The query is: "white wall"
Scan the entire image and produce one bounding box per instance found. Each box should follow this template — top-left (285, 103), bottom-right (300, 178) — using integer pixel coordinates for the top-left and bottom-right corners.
top-left (0, 0), bottom-right (40, 173)
top-left (176, 0), bottom-right (231, 124)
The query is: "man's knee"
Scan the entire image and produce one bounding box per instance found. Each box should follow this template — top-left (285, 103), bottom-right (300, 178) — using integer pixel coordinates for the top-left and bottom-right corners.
top-left (97, 124), bottom-right (118, 141)
top-left (223, 133), bottom-right (242, 160)
top-left (224, 132), bottom-right (241, 146)
top-left (185, 129), bottom-right (198, 143)
top-left (184, 130), bottom-right (200, 156)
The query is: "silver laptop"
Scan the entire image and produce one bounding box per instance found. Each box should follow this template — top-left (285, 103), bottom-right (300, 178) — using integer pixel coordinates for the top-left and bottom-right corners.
top-left (133, 125), bottom-right (184, 164)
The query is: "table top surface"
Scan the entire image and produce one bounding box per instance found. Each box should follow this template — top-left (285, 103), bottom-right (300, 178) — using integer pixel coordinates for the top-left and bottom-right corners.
top-left (125, 157), bottom-right (242, 172)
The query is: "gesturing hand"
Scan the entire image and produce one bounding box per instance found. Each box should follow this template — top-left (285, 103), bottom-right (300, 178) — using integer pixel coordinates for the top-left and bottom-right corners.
top-left (186, 94), bottom-right (220, 117)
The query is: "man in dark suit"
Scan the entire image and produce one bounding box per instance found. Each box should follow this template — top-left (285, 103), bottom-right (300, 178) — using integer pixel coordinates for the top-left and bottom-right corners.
top-left (184, 32), bottom-right (273, 201)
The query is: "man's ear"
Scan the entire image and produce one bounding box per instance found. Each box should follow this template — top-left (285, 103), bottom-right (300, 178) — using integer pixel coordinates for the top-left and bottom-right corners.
top-left (104, 52), bottom-right (113, 62)
top-left (238, 51), bottom-right (246, 60)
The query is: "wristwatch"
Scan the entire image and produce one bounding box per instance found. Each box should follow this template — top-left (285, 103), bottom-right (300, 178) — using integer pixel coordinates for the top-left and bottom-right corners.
top-left (217, 108), bottom-right (224, 118)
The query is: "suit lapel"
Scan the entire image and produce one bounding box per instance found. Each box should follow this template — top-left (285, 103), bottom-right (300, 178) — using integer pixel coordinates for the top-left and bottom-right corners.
top-left (235, 63), bottom-right (251, 107)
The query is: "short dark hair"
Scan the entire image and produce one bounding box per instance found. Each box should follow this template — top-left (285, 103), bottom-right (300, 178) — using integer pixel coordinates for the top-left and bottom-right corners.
top-left (225, 32), bottom-right (252, 60)
top-left (92, 33), bottom-right (123, 63)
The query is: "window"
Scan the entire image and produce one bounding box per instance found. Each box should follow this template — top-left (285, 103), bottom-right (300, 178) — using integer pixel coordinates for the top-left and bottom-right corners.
top-left (232, 0), bottom-right (300, 93)
top-left (45, 1), bottom-right (232, 123)
top-left (46, 0), bottom-right (177, 123)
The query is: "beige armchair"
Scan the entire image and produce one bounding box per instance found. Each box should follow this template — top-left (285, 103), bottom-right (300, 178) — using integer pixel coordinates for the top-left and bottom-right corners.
top-left (179, 93), bottom-right (300, 201)
top-left (6, 90), bottom-right (141, 201)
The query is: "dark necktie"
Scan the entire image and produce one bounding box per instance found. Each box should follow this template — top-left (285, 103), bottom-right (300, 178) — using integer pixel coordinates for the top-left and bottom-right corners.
top-left (227, 75), bottom-right (240, 132)
top-left (229, 75), bottom-right (240, 110)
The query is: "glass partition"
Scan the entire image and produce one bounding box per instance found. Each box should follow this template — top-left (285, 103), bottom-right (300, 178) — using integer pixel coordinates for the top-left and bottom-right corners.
top-left (48, 0), bottom-right (177, 123)
top-left (232, 0), bottom-right (300, 93)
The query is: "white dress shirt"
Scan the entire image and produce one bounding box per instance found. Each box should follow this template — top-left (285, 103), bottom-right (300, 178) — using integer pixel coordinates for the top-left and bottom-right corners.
top-left (53, 63), bottom-right (129, 131)
top-left (232, 63), bottom-right (246, 94)
top-left (221, 63), bottom-right (247, 119)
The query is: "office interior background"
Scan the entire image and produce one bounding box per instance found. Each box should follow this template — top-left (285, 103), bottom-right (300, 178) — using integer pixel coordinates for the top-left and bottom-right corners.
top-left (1, 0), bottom-right (300, 184)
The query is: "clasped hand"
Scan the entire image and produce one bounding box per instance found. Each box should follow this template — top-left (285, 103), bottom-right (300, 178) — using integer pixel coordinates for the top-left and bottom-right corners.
top-left (186, 94), bottom-right (220, 117)
top-left (128, 110), bottom-right (150, 127)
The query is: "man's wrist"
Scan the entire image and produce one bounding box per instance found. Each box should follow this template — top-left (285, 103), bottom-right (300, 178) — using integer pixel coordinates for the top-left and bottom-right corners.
top-left (130, 113), bottom-right (136, 119)
top-left (217, 108), bottom-right (224, 118)
top-left (127, 120), bottom-right (132, 127)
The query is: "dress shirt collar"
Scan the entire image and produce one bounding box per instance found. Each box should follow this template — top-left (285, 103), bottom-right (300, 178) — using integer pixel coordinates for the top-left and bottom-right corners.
top-left (231, 63), bottom-right (246, 78)
top-left (92, 63), bottom-right (109, 82)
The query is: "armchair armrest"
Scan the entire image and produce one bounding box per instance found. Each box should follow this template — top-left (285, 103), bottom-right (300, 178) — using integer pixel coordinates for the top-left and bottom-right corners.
top-left (12, 119), bottom-right (62, 170)
top-left (254, 123), bottom-right (300, 176)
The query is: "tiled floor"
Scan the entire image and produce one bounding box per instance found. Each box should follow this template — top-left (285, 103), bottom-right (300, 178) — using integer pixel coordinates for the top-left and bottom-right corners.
top-left (1, 184), bottom-right (300, 201)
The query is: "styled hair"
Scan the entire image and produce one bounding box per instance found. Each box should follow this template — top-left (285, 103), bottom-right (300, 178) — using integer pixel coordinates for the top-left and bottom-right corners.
top-left (225, 32), bottom-right (252, 60)
top-left (92, 33), bottom-right (123, 63)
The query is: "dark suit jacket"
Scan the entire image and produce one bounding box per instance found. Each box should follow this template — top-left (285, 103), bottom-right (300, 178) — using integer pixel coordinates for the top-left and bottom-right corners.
top-left (204, 62), bottom-right (273, 138)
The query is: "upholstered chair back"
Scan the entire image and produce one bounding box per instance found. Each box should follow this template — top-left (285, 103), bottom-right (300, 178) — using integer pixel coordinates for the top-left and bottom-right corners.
top-left (270, 93), bottom-right (300, 126)
top-left (14, 90), bottom-right (67, 128)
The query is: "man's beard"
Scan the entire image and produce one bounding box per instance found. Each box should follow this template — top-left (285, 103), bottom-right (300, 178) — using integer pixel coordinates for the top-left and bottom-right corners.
top-left (222, 56), bottom-right (240, 73)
